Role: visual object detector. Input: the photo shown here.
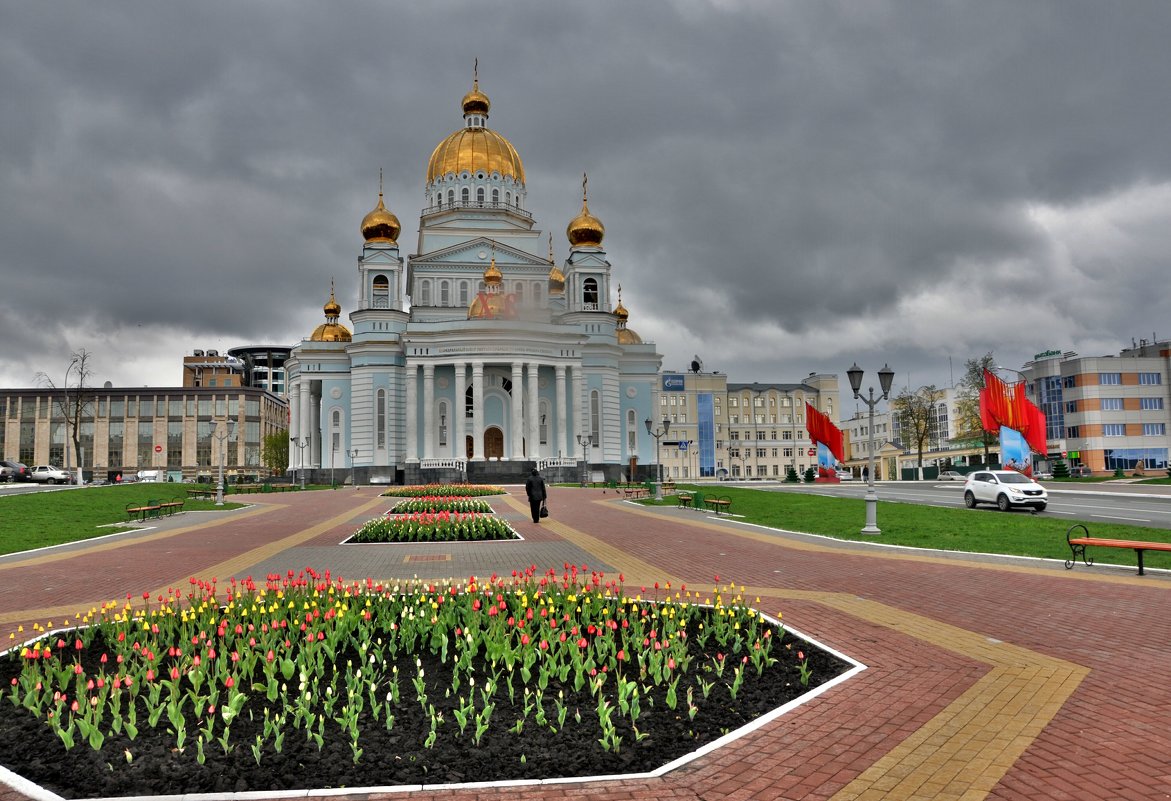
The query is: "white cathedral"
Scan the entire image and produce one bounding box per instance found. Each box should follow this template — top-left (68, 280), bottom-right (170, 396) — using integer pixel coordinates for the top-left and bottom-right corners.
top-left (285, 75), bottom-right (663, 484)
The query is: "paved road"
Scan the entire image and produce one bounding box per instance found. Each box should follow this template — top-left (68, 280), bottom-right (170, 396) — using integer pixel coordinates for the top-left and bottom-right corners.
top-left (1, 485), bottom-right (1169, 801)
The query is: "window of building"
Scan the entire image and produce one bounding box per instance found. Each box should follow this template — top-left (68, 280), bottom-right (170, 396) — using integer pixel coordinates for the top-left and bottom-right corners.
top-left (583, 278), bottom-right (599, 308)
top-left (590, 390), bottom-right (601, 447)
top-left (627, 409), bottom-right (637, 452)
top-left (447, 189), bottom-right (455, 205)
top-left (492, 188), bottom-right (499, 204)
top-left (1067, 425), bottom-right (1080, 438)
top-left (440, 281), bottom-right (450, 306)
top-left (1066, 401), bottom-right (1077, 414)
top-left (376, 389), bottom-right (386, 449)
top-left (419, 280), bottom-right (431, 306)
top-left (476, 187), bottom-right (485, 204)
top-left (373, 274), bottom-right (390, 308)
top-left (1139, 372), bottom-right (1162, 385)
top-left (1101, 398), bottom-right (1124, 411)
top-left (1143, 423), bottom-right (1166, 436)
top-left (782, 431), bottom-right (792, 440)
top-left (1099, 372), bottom-right (1121, 385)
top-left (1062, 375), bottom-right (1076, 388)
top-left (461, 187), bottom-right (469, 204)
top-left (1103, 423), bottom-right (1125, 436)
top-left (438, 402), bottom-right (448, 448)
top-left (1141, 397), bottom-right (1164, 410)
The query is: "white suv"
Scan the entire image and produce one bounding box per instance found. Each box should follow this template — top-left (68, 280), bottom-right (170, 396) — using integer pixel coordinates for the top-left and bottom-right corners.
top-left (963, 470), bottom-right (1047, 512)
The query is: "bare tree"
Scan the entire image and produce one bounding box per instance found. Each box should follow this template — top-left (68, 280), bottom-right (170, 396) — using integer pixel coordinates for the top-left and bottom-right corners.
top-left (892, 384), bottom-right (943, 479)
top-left (36, 350), bottom-right (97, 478)
top-left (952, 352), bottom-right (997, 466)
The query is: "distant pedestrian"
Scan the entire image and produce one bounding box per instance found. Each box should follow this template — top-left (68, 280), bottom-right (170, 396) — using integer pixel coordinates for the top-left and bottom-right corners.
top-left (862, 466), bottom-right (869, 481)
top-left (525, 468), bottom-right (547, 523)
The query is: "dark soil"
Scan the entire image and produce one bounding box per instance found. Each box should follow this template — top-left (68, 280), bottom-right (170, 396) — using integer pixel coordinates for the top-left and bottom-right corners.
top-left (0, 628), bottom-right (850, 798)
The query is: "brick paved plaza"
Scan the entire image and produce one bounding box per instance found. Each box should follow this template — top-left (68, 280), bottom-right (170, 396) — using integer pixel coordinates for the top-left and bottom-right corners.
top-left (1, 486), bottom-right (1169, 801)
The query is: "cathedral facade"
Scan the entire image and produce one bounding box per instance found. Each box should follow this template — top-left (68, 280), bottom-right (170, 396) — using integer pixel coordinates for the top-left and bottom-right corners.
top-left (285, 77), bottom-right (662, 484)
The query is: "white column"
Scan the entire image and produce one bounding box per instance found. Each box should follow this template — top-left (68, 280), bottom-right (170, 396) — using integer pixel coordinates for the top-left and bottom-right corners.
top-left (555, 365), bottom-right (567, 458)
top-left (289, 381), bottom-right (301, 467)
top-left (310, 387), bottom-right (321, 467)
top-left (471, 362), bottom-right (484, 461)
top-left (527, 361), bottom-right (540, 459)
top-left (511, 361), bottom-right (524, 460)
top-left (454, 362), bottom-right (466, 460)
top-left (423, 363), bottom-right (435, 460)
top-left (299, 381), bottom-right (312, 470)
top-left (572, 367), bottom-right (584, 447)
top-left (405, 363), bottom-right (418, 463)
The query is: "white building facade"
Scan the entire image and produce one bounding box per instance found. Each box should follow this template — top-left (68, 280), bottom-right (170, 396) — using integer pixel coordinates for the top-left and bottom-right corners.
top-left (285, 77), bottom-right (662, 484)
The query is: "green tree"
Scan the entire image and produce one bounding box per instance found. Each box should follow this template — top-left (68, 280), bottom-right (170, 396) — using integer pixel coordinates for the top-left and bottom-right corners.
top-left (892, 384), bottom-right (944, 479)
top-left (952, 352), bottom-right (997, 467)
top-left (785, 466), bottom-right (800, 483)
top-left (1052, 459), bottom-right (1069, 478)
top-left (262, 431), bottom-right (289, 477)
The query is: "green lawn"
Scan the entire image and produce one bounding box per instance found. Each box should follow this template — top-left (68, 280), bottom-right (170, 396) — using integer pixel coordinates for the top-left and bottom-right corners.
top-left (652, 485), bottom-right (1171, 571)
top-left (0, 486), bottom-right (243, 556)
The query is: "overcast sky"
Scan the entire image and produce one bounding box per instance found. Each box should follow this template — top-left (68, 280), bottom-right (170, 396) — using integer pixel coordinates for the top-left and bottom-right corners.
top-left (3, 1), bottom-right (1169, 416)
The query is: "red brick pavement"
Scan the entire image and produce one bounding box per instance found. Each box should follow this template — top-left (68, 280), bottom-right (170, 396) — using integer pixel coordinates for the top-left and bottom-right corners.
top-left (2, 486), bottom-right (1170, 800)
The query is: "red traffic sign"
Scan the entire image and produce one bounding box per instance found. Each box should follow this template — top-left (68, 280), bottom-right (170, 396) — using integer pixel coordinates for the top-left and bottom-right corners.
top-left (154, 445), bottom-right (163, 453)
top-left (808, 448), bottom-right (816, 456)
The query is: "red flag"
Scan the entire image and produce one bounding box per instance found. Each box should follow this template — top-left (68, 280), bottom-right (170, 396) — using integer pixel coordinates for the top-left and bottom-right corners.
top-left (805, 402), bottom-right (844, 462)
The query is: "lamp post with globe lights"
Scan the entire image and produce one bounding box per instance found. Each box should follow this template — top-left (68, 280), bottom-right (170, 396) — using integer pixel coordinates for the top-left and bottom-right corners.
top-left (290, 436), bottom-right (309, 490)
top-left (847, 363), bottom-right (895, 535)
top-left (644, 417), bottom-right (670, 499)
top-left (576, 433), bottom-right (591, 487)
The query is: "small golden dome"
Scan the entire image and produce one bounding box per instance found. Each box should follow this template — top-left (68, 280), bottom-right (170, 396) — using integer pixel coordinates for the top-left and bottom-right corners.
top-left (548, 265), bottom-right (565, 295)
top-left (361, 192), bottom-right (400, 243)
top-left (567, 173), bottom-right (604, 248)
top-left (614, 300), bottom-right (628, 320)
top-left (483, 256), bottom-right (502, 285)
top-left (462, 79), bottom-right (490, 116)
top-left (617, 327), bottom-right (643, 345)
top-left (310, 284), bottom-right (352, 342)
top-left (468, 292), bottom-right (508, 320)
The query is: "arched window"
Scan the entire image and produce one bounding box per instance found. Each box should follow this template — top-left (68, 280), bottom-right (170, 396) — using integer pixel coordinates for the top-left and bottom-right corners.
top-left (461, 187), bottom-right (469, 204)
top-left (583, 278), bottom-right (599, 308)
top-left (440, 280), bottom-right (450, 306)
top-left (505, 191), bottom-right (511, 205)
top-left (515, 283), bottom-right (525, 304)
top-left (447, 189), bottom-right (455, 205)
top-left (464, 385), bottom-right (474, 419)
top-left (419, 280), bottom-right (432, 306)
top-left (627, 409), bottom-right (637, 453)
top-left (492, 188), bottom-right (499, 204)
top-left (372, 274), bottom-right (389, 308)
top-left (438, 401), bottom-right (449, 448)
top-left (476, 187), bottom-right (485, 205)
top-left (331, 409), bottom-right (342, 455)
top-left (376, 389), bottom-right (386, 449)
top-left (459, 281), bottom-right (469, 305)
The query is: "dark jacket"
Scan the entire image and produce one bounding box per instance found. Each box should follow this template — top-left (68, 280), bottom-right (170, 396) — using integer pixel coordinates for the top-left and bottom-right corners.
top-left (525, 474), bottom-right (547, 502)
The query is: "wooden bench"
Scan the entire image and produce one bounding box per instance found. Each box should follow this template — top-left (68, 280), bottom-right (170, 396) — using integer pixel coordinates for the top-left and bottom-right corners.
top-left (269, 483), bottom-right (297, 492)
top-left (622, 486), bottom-right (649, 499)
top-left (661, 482), bottom-right (676, 494)
top-left (677, 493), bottom-right (693, 509)
top-left (187, 488), bottom-right (215, 501)
top-left (232, 484), bottom-right (264, 494)
top-left (125, 502), bottom-right (162, 522)
top-left (158, 499), bottom-right (185, 516)
top-left (1066, 524), bottom-right (1171, 576)
top-left (704, 495), bottom-right (732, 515)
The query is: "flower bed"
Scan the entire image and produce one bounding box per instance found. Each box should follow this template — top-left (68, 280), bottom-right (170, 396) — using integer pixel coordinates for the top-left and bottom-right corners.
top-left (0, 567), bottom-right (853, 797)
top-left (388, 496), bottom-right (495, 515)
top-left (349, 511), bottom-right (518, 543)
top-left (381, 483), bottom-right (505, 498)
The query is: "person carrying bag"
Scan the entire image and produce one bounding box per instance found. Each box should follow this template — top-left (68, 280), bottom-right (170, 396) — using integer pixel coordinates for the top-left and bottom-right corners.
top-left (525, 468), bottom-right (547, 523)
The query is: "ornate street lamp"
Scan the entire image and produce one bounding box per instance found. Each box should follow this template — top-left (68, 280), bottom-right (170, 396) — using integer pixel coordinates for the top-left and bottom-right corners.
top-left (847, 363), bottom-right (895, 535)
top-left (290, 436), bottom-right (309, 490)
top-left (644, 417), bottom-right (671, 499)
top-left (576, 433), bottom-right (591, 487)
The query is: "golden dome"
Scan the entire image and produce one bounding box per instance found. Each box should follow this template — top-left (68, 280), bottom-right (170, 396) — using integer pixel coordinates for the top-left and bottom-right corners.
top-left (567, 173), bottom-right (604, 248)
top-left (614, 285), bottom-right (641, 343)
top-left (462, 79), bottom-right (490, 116)
top-left (483, 256), bottom-right (502, 285)
top-left (361, 192), bottom-right (400, 243)
top-left (310, 284), bottom-right (352, 342)
top-left (617, 327), bottom-right (643, 345)
top-left (548, 265), bottom-right (565, 295)
top-left (427, 127), bottom-right (525, 185)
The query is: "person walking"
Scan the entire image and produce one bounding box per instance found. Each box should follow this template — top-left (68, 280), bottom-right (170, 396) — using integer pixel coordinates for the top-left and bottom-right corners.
top-left (525, 468), bottom-right (547, 523)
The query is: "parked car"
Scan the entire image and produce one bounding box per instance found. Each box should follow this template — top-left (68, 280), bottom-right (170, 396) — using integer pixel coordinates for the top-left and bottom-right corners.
top-left (30, 465), bottom-right (72, 484)
top-left (1069, 466), bottom-right (1092, 478)
top-left (836, 470), bottom-right (854, 481)
top-left (0, 460), bottom-right (32, 482)
top-left (938, 470), bottom-right (965, 481)
top-left (1033, 471), bottom-right (1053, 480)
top-left (963, 470), bottom-right (1048, 512)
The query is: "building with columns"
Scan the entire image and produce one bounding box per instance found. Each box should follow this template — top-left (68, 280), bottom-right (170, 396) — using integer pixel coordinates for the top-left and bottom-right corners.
top-left (285, 76), bottom-right (662, 484)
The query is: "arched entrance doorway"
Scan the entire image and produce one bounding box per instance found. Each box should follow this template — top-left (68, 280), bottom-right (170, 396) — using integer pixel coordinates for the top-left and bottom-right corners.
top-left (484, 427), bottom-right (504, 459)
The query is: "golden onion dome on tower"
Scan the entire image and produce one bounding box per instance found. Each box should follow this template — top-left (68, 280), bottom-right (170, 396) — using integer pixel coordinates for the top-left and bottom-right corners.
top-left (468, 257), bottom-right (508, 319)
top-left (567, 173), bottom-right (604, 248)
top-left (361, 192), bottom-right (401, 243)
top-left (483, 256), bottom-right (502, 285)
top-left (548, 265), bottom-right (565, 295)
top-left (614, 285), bottom-right (642, 344)
top-left (310, 283), bottom-right (352, 342)
top-left (426, 76), bottom-right (525, 185)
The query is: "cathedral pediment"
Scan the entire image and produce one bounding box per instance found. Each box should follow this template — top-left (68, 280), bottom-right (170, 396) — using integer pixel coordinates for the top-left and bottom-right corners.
top-left (412, 237), bottom-right (550, 269)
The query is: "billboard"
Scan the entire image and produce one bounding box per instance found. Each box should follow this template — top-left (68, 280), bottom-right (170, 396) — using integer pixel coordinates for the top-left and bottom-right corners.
top-left (661, 374), bottom-right (685, 392)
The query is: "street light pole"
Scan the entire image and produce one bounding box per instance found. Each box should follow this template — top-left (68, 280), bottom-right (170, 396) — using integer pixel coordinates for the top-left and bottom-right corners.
top-left (213, 419), bottom-right (236, 506)
top-left (644, 417), bottom-right (670, 499)
top-left (847, 363), bottom-right (895, 535)
top-left (576, 433), bottom-right (591, 487)
top-left (290, 436), bottom-right (309, 490)
top-left (350, 447), bottom-right (359, 488)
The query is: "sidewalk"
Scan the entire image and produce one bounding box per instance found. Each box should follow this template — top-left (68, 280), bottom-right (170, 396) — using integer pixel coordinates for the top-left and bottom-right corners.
top-left (2, 486), bottom-right (1169, 801)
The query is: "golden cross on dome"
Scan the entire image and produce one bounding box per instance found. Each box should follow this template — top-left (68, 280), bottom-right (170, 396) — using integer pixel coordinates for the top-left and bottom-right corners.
top-left (474, 58), bottom-right (478, 84)
top-left (582, 172), bottom-right (588, 202)
top-left (548, 232), bottom-right (554, 263)
top-left (378, 167), bottom-right (383, 197)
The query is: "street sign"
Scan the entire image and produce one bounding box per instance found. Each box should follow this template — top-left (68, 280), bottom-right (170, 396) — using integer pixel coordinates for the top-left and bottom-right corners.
top-left (154, 445), bottom-right (163, 453)
top-left (808, 448), bottom-right (816, 456)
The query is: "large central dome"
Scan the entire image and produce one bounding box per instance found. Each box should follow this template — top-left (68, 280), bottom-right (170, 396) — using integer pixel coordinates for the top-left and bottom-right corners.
top-left (425, 79), bottom-right (525, 186)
